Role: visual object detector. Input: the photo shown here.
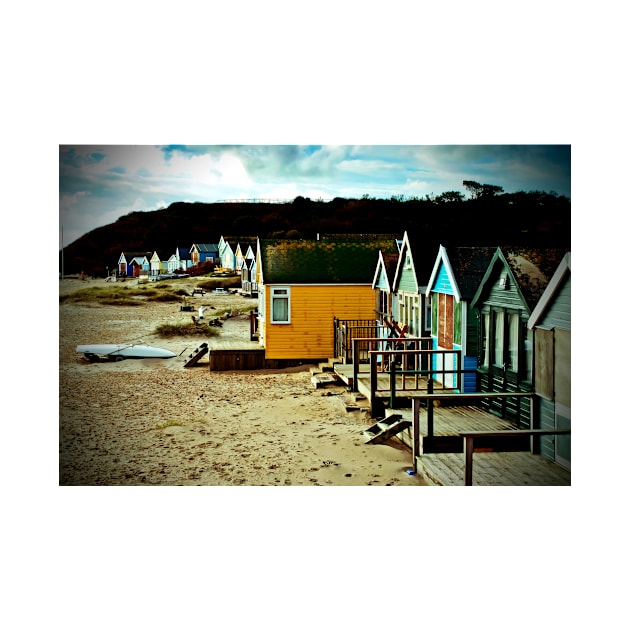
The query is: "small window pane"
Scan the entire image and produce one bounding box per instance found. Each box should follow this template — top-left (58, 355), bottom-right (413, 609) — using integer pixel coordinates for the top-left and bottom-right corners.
top-left (272, 297), bottom-right (288, 322)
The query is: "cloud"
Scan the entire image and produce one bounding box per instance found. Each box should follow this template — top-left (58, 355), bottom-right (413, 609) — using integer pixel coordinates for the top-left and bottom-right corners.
top-left (59, 144), bottom-right (571, 245)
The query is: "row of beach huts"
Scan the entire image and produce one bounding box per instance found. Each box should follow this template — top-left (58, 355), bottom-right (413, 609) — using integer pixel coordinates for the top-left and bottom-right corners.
top-left (117, 232), bottom-right (571, 470)
top-left (116, 237), bottom-right (257, 279)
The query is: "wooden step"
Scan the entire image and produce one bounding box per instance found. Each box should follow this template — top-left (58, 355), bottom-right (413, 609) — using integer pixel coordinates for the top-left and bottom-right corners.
top-left (183, 344), bottom-right (209, 368)
top-left (318, 361), bottom-right (335, 373)
top-left (361, 414), bottom-right (411, 445)
top-left (311, 372), bottom-right (340, 389)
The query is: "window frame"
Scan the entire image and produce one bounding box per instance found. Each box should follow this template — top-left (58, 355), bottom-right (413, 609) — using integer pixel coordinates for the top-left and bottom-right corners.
top-left (270, 286), bottom-right (291, 324)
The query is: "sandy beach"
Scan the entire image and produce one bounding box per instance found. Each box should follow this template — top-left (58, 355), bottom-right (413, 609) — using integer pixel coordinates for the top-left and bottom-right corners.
top-left (59, 277), bottom-right (429, 486)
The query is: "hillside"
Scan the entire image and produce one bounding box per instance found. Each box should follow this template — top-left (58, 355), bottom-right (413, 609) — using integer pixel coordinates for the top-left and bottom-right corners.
top-left (60, 192), bottom-right (571, 276)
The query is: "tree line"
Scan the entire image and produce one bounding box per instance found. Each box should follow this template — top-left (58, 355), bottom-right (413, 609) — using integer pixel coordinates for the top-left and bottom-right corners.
top-left (60, 183), bottom-right (570, 276)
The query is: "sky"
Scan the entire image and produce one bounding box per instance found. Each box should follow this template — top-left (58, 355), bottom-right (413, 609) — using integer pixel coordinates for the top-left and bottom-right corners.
top-left (59, 144), bottom-right (570, 246)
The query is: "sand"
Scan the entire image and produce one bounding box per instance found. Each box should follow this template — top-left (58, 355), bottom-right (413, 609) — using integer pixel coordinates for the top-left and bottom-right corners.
top-left (59, 277), bottom-right (429, 486)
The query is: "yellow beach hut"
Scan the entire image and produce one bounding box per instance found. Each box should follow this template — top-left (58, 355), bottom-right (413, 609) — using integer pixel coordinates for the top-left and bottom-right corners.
top-left (256, 236), bottom-right (400, 361)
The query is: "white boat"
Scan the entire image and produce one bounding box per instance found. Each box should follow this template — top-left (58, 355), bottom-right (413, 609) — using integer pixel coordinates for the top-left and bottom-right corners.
top-left (76, 344), bottom-right (176, 360)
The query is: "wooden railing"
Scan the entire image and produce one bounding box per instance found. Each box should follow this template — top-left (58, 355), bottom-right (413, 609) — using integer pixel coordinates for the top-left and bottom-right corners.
top-left (460, 429), bottom-right (571, 485)
top-left (350, 336), bottom-right (432, 392)
top-left (242, 280), bottom-right (258, 295)
top-left (333, 319), bottom-right (383, 363)
top-left (364, 344), bottom-right (463, 397)
top-left (408, 392), bottom-right (567, 483)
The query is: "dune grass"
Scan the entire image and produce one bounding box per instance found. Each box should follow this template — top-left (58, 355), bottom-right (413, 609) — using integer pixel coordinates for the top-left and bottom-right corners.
top-left (195, 276), bottom-right (242, 291)
top-left (154, 321), bottom-right (221, 338)
top-left (60, 284), bottom-right (189, 305)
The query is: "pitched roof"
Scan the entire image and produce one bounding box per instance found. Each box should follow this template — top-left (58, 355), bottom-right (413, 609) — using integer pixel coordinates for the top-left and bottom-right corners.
top-left (382, 253), bottom-right (399, 285)
top-left (372, 251), bottom-right (399, 290)
top-left (192, 243), bottom-right (219, 252)
top-left (473, 246), bottom-right (569, 310)
top-left (528, 252), bottom-right (571, 329)
top-left (429, 245), bottom-right (496, 300)
top-left (120, 251), bottom-right (150, 260)
top-left (503, 247), bottom-right (568, 309)
top-left (259, 238), bottom-right (399, 284)
top-left (392, 232), bottom-right (438, 291)
top-left (234, 238), bottom-right (258, 250)
top-left (176, 247), bottom-right (191, 259)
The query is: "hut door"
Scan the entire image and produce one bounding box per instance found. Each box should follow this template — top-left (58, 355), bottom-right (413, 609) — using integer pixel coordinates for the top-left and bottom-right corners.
top-left (436, 294), bottom-right (454, 388)
top-left (486, 309), bottom-right (507, 392)
top-left (554, 328), bottom-right (571, 468)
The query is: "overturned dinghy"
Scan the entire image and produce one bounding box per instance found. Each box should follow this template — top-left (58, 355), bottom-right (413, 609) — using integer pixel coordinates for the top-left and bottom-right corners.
top-left (76, 344), bottom-right (176, 361)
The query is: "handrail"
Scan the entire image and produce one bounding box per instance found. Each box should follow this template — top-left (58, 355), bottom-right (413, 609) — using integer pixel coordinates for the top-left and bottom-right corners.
top-left (460, 429), bottom-right (571, 485)
top-left (334, 320), bottom-right (385, 363)
top-left (410, 390), bottom-right (539, 466)
top-left (368, 346), bottom-right (462, 397)
top-left (351, 336), bottom-right (432, 391)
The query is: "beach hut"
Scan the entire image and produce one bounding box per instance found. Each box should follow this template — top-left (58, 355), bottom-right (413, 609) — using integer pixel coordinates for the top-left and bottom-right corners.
top-left (255, 236), bottom-right (399, 360)
top-left (235, 239), bottom-right (257, 271)
top-left (130, 255), bottom-right (150, 278)
top-left (527, 252), bottom-right (571, 469)
top-left (218, 236), bottom-right (236, 270)
top-left (175, 246), bottom-right (193, 270)
top-left (150, 251), bottom-right (167, 276)
top-left (471, 246), bottom-right (568, 425)
top-left (117, 251), bottom-right (150, 277)
top-left (190, 243), bottom-right (219, 265)
top-left (372, 250), bottom-right (400, 325)
top-left (425, 245), bottom-right (495, 392)
top-left (390, 231), bottom-right (434, 340)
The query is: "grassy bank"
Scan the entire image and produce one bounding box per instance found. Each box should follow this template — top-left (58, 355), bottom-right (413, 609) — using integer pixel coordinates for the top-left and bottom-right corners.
top-left (59, 284), bottom-right (189, 305)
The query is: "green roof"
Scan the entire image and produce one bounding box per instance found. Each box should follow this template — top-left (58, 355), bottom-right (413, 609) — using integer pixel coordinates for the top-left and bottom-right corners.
top-left (260, 238), bottom-right (400, 284)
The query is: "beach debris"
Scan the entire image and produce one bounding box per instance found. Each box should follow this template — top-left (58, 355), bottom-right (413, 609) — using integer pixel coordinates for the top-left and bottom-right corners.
top-left (322, 460), bottom-right (338, 467)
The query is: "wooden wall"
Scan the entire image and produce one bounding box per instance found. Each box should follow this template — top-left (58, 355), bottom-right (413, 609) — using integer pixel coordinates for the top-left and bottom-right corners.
top-left (263, 284), bottom-right (376, 360)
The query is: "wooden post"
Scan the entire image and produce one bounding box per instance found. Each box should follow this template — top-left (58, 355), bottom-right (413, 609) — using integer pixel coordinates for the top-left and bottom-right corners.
top-left (390, 361), bottom-right (396, 409)
top-left (352, 337), bottom-right (359, 392)
top-left (370, 352), bottom-right (377, 406)
top-left (412, 397), bottom-right (420, 471)
top-left (427, 378), bottom-right (434, 438)
top-left (464, 436), bottom-right (474, 486)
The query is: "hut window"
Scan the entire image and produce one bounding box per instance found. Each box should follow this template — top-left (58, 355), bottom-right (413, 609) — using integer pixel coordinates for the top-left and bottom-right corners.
top-left (481, 313), bottom-right (490, 367)
top-left (508, 313), bottom-right (520, 370)
top-left (378, 289), bottom-right (388, 316)
top-left (493, 311), bottom-right (504, 366)
top-left (271, 287), bottom-right (290, 324)
top-left (453, 300), bottom-right (462, 346)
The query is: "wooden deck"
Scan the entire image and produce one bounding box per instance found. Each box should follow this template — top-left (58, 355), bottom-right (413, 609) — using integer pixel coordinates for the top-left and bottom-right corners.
top-left (333, 360), bottom-right (570, 486)
top-left (334, 360), bottom-right (538, 451)
top-left (379, 402), bottom-right (516, 452)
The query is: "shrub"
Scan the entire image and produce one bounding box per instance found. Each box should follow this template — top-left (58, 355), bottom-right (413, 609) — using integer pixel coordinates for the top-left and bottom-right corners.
top-left (196, 276), bottom-right (242, 291)
top-left (154, 321), bottom-right (221, 337)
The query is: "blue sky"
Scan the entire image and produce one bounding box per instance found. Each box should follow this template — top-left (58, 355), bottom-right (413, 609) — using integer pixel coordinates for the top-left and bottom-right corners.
top-left (59, 145), bottom-right (570, 246)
